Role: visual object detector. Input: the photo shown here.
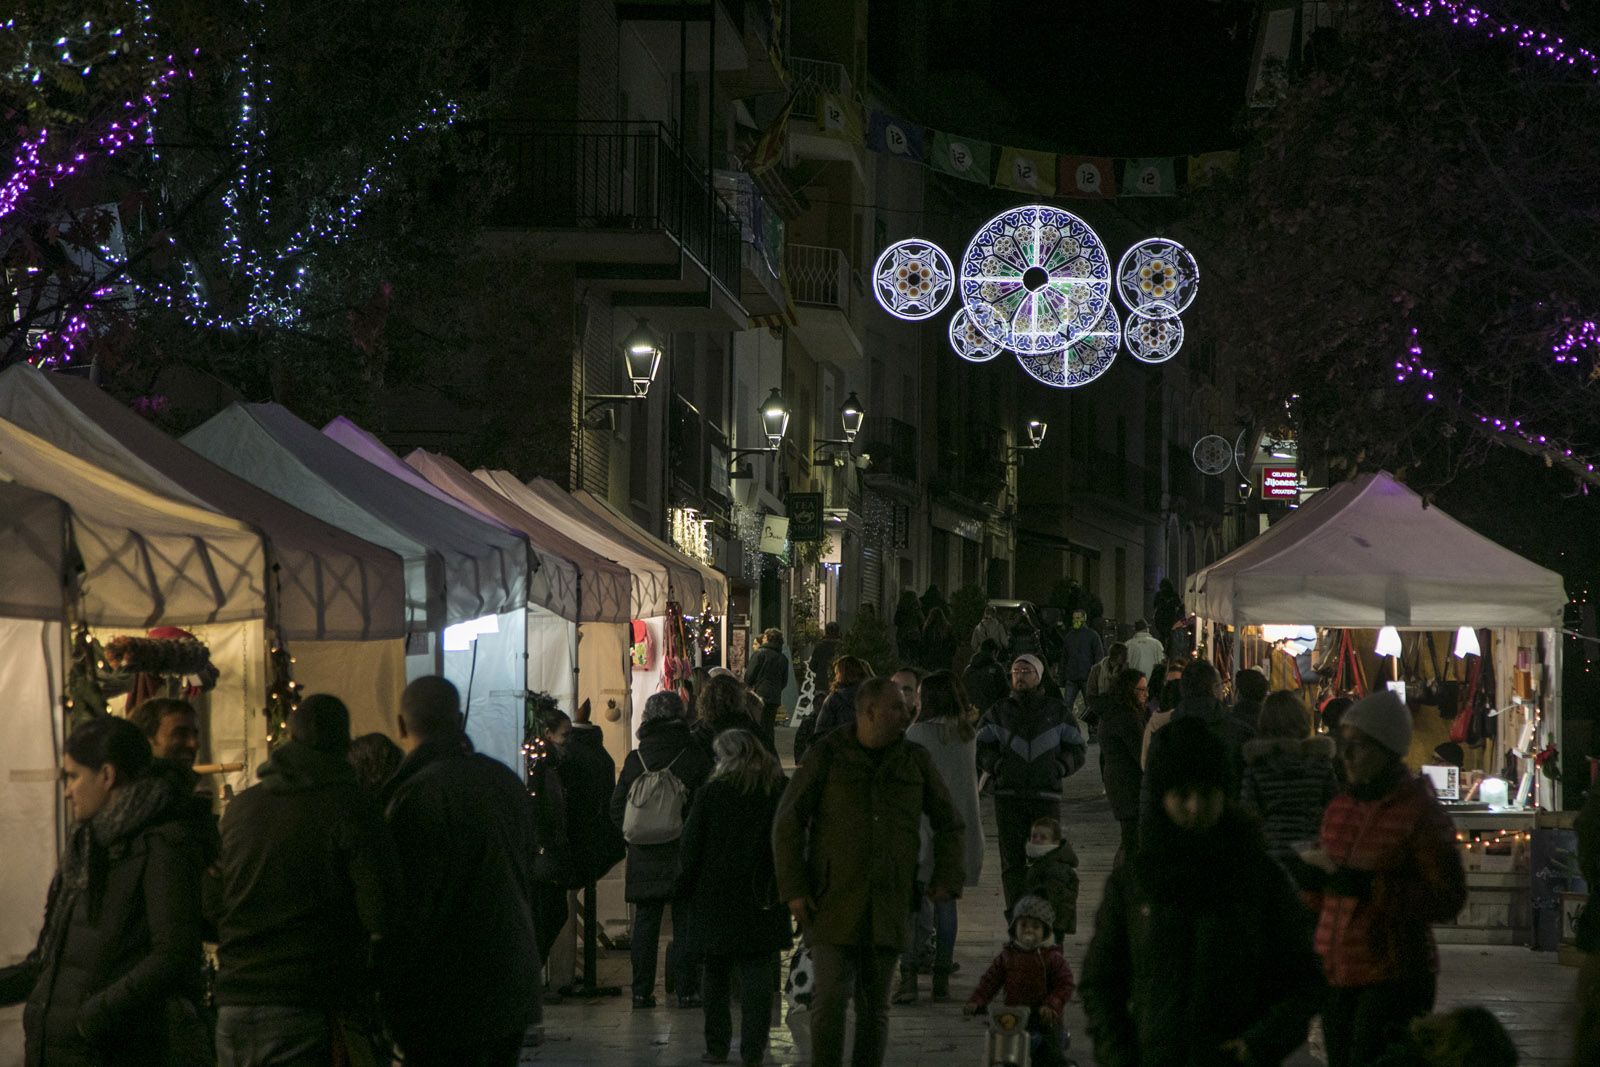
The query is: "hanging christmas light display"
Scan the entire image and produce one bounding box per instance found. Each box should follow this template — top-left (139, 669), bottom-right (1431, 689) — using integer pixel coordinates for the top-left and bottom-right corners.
top-left (871, 238), bottom-right (955, 320)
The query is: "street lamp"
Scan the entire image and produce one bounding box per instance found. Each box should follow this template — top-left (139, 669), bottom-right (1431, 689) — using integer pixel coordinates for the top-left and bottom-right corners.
top-left (730, 386), bottom-right (793, 477)
top-left (582, 319), bottom-right (662, 425)
top-left (814, 392), bottom-right (867, 462)
top-left (1009, 419), bottom-right (1048, 457)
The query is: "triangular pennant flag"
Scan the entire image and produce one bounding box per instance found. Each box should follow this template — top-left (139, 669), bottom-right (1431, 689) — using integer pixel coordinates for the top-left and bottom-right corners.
top-left (1058, 155), bottom-right (1116, 198)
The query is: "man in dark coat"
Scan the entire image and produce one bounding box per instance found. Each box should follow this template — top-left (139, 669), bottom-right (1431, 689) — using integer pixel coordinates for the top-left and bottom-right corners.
top-left (808, 622), bottom-right (841, 698)
top-left (1082, 717), bottom-right (1324, 1067)
top-left (1059, 609), bottom-right (1105, 712)
top-left (744, 629), bottom-right (790, 751)
top-left (610, 691), bottom-right (714, 1008)
top-left (962, 640), bottom-right (1010, 715)
top-left (380, 676), bottom-right (541, 1066)
top-left (215, 694), bottom-right (401, 1065)
top-left (773, 677), bottom-right (966, 1067)
top-left (549, 701), bottom-right (627, 993)
top-left (1142, 659), bottom-right (1254, 823)
top-left (976, 654), bottom-right (1087, 913)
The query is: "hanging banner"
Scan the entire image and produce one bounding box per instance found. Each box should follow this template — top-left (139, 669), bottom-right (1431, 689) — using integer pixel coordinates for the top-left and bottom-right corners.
top-left (1121, 157), bottom-right (1177, 197)
top-left (995, 146), bottom-right (1057, 196)
top-left (1058, 155), bottom-right (1117, 198)
top-left (866, 110), bottom-right (926, 161)
top-left (816, 92), bottom-right (861, 143)
top-left (1187, 150), bottom-right (1239, 187)
top-left (928, 132), bottom-right (991, 184)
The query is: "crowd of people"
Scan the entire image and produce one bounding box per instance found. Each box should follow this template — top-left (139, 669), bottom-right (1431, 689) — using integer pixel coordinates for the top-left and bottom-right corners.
top-left (0, 610), bottom-right (1590, 1067)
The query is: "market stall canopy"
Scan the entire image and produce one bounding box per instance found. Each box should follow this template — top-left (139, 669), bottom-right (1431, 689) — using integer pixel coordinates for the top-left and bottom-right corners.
top-left (1185, 471), bottom-right (1566, 628)
top-left (0, 367), bottom-right (406, 641)
top-left (185, 404), bottom-right (525, 628)
top-left (405, 448), bottom-right (633, 625)
top-left (571, 488), bottom-right (728, 613)
top-left (0, 417), bottom-right (266, 627)
top-left (476, 470), bottom-right (668, 618)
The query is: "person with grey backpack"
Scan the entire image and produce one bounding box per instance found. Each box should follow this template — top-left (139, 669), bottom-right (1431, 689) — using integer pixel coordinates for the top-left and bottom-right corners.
top-left (610, 691), bottom-right (713, 1008)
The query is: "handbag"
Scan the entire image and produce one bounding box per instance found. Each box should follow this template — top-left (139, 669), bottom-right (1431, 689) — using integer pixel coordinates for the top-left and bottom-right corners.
top-left (1423, 632), bottom-right (1461, 719)
top-left (1449, 642), bottom-right (1492, 747)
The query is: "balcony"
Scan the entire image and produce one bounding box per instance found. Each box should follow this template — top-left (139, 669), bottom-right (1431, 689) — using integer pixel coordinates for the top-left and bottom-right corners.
top-left (786, 243), bottom-right (865, 361)
top-left (486, 121), bottom-right (747, 326)
top-left (714, 170), bottom-right (790, 320)
top-left (859, 415), bottom-right (918, 490)
top-left (786, 57), bottom-right (867, 178)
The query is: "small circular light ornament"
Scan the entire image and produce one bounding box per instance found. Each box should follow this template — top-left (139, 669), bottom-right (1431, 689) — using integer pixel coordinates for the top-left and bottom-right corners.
top-left (1192, 434), bottom-right (1233, 476)
top-left (1126, 312), bottom-right (1185, 363)
top-left (872, 238), bottom-right (954, 320)
top-left (960, 204), bottom-right (1112, 354)
top-left (1116, 237), bottom-right (1199, 321)
top-left (948, 308), bottom-right (1004, 362)
top-left (1015, 305), bottom-right (1121, 389)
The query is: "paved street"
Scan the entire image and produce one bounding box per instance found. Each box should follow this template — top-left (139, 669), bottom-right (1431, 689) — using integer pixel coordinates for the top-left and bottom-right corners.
top-left (528, 730), bottom-right (1580, 1066)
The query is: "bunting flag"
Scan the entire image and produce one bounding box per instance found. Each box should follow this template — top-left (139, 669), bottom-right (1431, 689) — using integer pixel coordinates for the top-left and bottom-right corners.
top-left (1121, 157), bottom-right (1178, 197)
top-left (746, 95), bottom-right (795, 175)
top-left (1186, 150), bottom-right (1240, 186)
top-left (1058, 155), bottom-right (1116, 199)
top-left (867, 110), bottom-right (926, 161)
top-left (928, 132), bottom-right (991, 184)
top-left (995, 146), bottom-right (1057, 196)
top-left (816, 91), bottom-right (862, 143)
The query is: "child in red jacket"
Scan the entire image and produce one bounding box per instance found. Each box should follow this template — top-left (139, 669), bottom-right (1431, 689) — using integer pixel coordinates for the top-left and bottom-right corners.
top-left (964, 895), bottom-right (1075, 1066)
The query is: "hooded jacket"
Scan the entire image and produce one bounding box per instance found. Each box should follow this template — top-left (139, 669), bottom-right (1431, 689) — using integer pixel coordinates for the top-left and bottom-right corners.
top-left (559, 724), bottom-right (626, 888)
top-left (609, 716), bottom-right (713, 902)
top-left (744, 640), bottom-right (790, 706)
top-left (1022, 842), bottom-right (1081, 935)
top-left (676, 776), bottom-right (793, 958)
top-left (961, 652), bottom-right (1010, 716)
top-left (1081, 809), bottom-right (1325, 1067)
top-left (1141, 695), bottom-right (1254, 819)
top-left (1240, 735), bottom-right (1339, 860)
top-left (217, 741), bottom-right (399, 1009)
top-left (796, 682), bottom-right (861, 763)
top-left (976, 689), bottom-right (1087, 800)
top-left (0, 767), bottom-right (205, 1067)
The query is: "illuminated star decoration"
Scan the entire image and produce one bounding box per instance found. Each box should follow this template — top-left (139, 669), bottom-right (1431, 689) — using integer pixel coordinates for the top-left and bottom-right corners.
top-left (1391, 1), bottom-right (1600, 79)
top-left (872, 238), bottom-right (955, 320)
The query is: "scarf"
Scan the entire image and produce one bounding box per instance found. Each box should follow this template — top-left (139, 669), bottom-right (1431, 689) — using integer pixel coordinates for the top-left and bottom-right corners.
top-left (60, 773), bottom-right (181, 914)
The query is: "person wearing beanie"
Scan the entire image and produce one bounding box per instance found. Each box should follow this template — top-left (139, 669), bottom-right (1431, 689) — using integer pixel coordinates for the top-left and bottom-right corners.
top-left (611, 686), bottom-right (714, 1008)
top-left (1303, 689), bottom-right (1467, 1067)
top-left (977, 654), bottom-right (1087, 914)
top-left (964, 895), bottom-right (1076, 1066)
top-left (1082, 716), bottom-right (1325, 1067)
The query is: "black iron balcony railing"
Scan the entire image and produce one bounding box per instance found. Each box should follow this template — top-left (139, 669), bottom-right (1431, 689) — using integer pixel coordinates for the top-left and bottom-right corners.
top-left (859, 415), bottom-right (917, 483)
top-left (489, 120), bottom-right (741, 294)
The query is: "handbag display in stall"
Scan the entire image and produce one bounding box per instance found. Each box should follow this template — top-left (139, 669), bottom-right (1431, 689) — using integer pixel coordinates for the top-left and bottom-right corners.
top-left (1449, 629), bottom-right (1495, 747)
top-left (1423, 631), bottom-right (1462, 719)
top-left (1317, 629), bottom-right (1369, 712)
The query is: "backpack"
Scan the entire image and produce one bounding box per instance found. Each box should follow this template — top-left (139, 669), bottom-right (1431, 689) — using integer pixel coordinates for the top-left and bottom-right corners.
top-left (622, 750), bottom-right (687, 845)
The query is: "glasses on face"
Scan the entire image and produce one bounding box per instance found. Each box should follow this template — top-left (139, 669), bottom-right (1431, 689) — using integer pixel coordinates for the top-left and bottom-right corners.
top-left (1011, 665), bottom-right (1037, 676)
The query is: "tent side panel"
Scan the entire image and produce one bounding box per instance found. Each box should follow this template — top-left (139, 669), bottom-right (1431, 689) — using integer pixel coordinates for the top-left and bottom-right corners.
top-left (292, 638), bottom-right (408, 743)
top-left (0, 618), bottom-right (62, 965)
top-left (580, 622), bottom-right (633, 763)
top-left (527, 606), bottom-right (577, 716)
top-left (444, 609), bottom-right (527, 773)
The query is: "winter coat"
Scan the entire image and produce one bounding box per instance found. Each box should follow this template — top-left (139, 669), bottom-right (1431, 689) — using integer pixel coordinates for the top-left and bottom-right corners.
top-left (559, 724), bottom-right (626, 888)
top-left (962, 653), bottom-right (1010, 717)
top-left (1023, 843), bottom-right (1081, 935)
top-left (1240, 736), bottom-right (1339, 860)
top-left (676, 777), bottom-right (793, 958)
top-left (906, 720), bottom-right (984, 887)
top-left (1140, 709), bottom-right (1173, 769)
top-left (527, 744), bottom-right (571, 887)
top-left (1576, 782), bottom-right (1600, 953)
top-left (1124, 632), bottom-right (1165, 681)
top-left (1142, 696), bottom-right (1254, 819)
top-left (1232, 698), bottom-right (1263, 736)
top-left (808, 638), bottom-right (840, 690)
top-left (745, 642), bottom-right (790, 706)
top-left (379, 737), bottom-right (540, 1046)
top-left (1061, 626), bottom-right (1105, 682)
top-left (1311, 772), bottom-right (1467, 988)
top-left (609, 717), bottom-right (713, 902)
top-left (0, 769), bottom-right (205, 1067)
top-left (1097, 698), bottom-right (1146, 824)
top-left (797, 683), bottom-right (861, 763)
top-left (1080, 809), bottom-right (1325, 1067)
top-left (968, 940), bottom-right (1075, 1017)
top-left (773, 725), bottom-right (965, 950)
top-left (216, 740), bottom-right (400, 1009)
top-left (976, 690), bottom-right (1087, 801)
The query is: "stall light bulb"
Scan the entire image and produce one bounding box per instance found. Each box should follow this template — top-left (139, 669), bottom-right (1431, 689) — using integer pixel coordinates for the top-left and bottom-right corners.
top-left (1452, 626), bottom-right (1480, 658)
top-left (1375, 626), bottom-right (1403, 657)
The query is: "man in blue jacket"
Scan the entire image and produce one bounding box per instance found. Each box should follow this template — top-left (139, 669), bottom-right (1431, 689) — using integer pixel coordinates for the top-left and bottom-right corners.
top-left (976, 654), bottom-right (1087, 914)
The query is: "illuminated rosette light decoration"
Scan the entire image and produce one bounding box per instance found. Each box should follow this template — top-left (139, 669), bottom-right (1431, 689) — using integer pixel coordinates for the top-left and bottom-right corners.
top-left (948, 307), bottom-right (1004, 362)
top-left (872, 238), bottom-right (955, 320)
top-left (1116, 238), bottom-right (1198, 321)
top-left (1126, 312), bottom-right (1185, 364)
top-left (959, 205), bottom-right (1112, 354)
top-left (1015, 305), bottom-right (1121, 389)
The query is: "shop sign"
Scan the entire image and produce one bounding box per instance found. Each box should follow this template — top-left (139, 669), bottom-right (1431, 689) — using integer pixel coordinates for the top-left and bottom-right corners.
top-left (1261, 466), bottom-right (1300, 500)
top-left (759, 515), bottom-right (789, 555)
top-left (787, 492), bottom-right (825, 541)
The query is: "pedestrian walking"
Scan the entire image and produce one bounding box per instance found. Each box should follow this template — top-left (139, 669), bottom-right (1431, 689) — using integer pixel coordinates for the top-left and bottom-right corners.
top-left (1241, 689), bottom-right (1339, 876)
top-left (0, 716), bottom-right (209, 1067)
top-left (1574, 776), bottom-right (1600, 1067)
top-left (1143, 659), bottom-right (1254, 819)
top-left (808, 622), bottom-right (841, 698)
top-left (346, 732), bottom-right (402, 799)
top-left (676, 729), bottom-right (792, 1066)
top-left (920, 607), bottom-right (958, 673)
top-left (1303, 690), bottom-right (1467, 1067)
top-left (1140, 677), bottom-right (1182, 768)
top-left (795, 655), bottom-right (873, 762)
top-left (962, 639), bottom-right (1010, 715)
top-left (380, 676), bottom-right (542, 1066)
top-left (895, 670), bottom-right (984, 1004)
top-left (1081, 716), bottom-right (1325, 1067)
top-left (526, 705), bottom-right (574, 972)
top-left (611, 690), bottom-right (713, 1009)
top-left (744, 629), bottom-right (791, 753)
top-left (692, 672), bottom-right (759, 761)
top-left (215, 694), bottom-right (400, 1067)
top-left (1099, 667), bottom-right (1149, 860)
top-left (976, 654), bottom-right (1087, 913)
top-left (894, 591), bottom-right (927, 668)
top-left (772, 677), bottom-right (966, 1067)
top-left (129, 697), bottom-right (219, 867)
top-left (972, 605), bottom-right (1010, 656)
top-left (1124, 620), bottom-right (1165, 682)
top-left (1151, 578), bottom-right (1184, 653)
top-left (1233, 667), bottom-right (1270, 736)
top-left (963, 895), bottom-right (1075, 1067)
top-left (1021, 817), bottom-right (1080, 943)
top-left (548, 698), bottom-right (626, 995)
top-left (1060, 608), bottom-right (1105, 712)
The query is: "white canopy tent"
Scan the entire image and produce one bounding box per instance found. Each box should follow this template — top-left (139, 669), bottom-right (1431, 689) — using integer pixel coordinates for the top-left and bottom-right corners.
top-left (184, 404), bottom-right (529, 768)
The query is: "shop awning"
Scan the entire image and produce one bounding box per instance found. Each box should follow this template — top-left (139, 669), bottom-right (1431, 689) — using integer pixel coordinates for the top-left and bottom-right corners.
top-left (570, 488), bottom-right (728, 613)
top-left (185, 404), bottom-right (526, 630)
top-left (1186, 471), bottom-right (1567, 629)
top-left (0, 367), bottom-right (406, 641)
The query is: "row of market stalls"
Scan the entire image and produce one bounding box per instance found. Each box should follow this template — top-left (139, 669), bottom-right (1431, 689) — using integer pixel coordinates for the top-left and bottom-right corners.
top-left (1186, 471), bottom-right (1574, 948)
top-left (0, 365), bottom-right (725, 966)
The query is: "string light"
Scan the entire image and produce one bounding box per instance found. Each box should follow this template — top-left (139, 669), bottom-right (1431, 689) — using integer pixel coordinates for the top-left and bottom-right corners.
top-left (1393, 1), bottom-right (1600, 79)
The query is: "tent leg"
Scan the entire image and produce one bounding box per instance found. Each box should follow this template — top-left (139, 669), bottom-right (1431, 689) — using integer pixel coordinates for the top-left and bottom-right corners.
top-left (565, 881), bottom-right (622, 998)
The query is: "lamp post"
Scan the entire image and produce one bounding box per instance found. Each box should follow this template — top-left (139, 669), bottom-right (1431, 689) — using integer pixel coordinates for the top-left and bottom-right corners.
top-left (1005, 419), bottom-right (1047, 596)
top-left (813, 391), bottom-right (866, 461)
top-left (730, 387), bottom-right (792, 476)
top-left (582, 319), bottom-right (663, 425)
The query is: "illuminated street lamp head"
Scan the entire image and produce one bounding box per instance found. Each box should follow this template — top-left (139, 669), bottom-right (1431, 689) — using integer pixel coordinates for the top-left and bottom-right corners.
top-left (621, 319), bottom-right (662, 397)
top-left (1025, 419), bottom-right (1048, 449)
top-left (760, 387), bottom-right (791, 450)
top-left (839, 392), bottom-right (865, 443)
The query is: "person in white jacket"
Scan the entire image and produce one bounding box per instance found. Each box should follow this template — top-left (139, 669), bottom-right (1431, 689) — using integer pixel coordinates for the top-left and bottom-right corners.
top-left (1125, 619), bottom-right (1165, 681)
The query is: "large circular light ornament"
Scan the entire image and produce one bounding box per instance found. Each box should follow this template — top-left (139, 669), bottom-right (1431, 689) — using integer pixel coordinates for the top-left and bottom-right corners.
top-left (1116, 237), bottom-right (1199, 320)
top-left (872, 238), bottom-right (954, 320)
top-left (1126, 312), bottom-right (1185, 363)
top-left (1015, 305), bottom-right (1121, 389)
top-left (960, 205), bottom-right (1112, 354)
top-left (948, 308), bottom-right (1003, 363)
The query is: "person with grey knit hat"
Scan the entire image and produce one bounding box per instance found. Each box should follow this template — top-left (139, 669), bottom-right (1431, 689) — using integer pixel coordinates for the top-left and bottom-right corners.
top-left (965, 894), bottom-right (1075, 1066)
